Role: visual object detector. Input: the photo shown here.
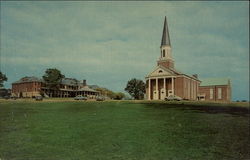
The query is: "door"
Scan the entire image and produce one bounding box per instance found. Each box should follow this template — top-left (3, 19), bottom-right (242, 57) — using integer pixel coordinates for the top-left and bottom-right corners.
top-left (168, 90), bottom-right (173, 96)
top-left (160, 88), bottom-right (166, 100)
top-left (153, 90), bottom-right (157, 100)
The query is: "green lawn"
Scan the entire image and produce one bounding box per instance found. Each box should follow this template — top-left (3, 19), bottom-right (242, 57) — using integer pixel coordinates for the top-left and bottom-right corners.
top-left (0, 100), bottom-right (249, 160)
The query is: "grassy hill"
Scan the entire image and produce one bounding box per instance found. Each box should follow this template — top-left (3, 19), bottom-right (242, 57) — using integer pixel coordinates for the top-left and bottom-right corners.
top-left (0, 100), bottom-right (249, 159)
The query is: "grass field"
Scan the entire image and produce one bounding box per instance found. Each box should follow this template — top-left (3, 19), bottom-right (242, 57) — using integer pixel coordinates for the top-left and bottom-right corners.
top-left (0, 100), bottom-right (249, 160)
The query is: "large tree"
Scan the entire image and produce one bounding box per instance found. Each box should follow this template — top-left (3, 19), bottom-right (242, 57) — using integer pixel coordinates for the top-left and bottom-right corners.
top-left (125, 78), bottom-right (145, 100)
top-left (42, 68), bottom-right (65, 90)
top-left (0, 71), bottom-right (8, 87)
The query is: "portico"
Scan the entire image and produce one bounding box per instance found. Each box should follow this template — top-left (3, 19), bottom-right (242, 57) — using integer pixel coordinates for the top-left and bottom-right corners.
top-left (146, 76), bottom-right (175, 100)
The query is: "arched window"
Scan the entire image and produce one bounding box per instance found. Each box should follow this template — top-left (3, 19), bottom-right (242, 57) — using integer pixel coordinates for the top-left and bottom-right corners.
top-left (159, 70), bottom-right (163, 73)
top-left (163, 49), bottom-right (165, 57)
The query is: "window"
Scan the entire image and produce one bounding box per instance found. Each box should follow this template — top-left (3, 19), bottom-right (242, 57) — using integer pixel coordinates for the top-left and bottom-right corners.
top-left (158, 70), bottom-right (163, 73)
top-left (163, 49), bottom-right (165, 57)
top-left (218, 88), bottom-right (222, 99)
top-left (210, 88), bottom-right (213, 99)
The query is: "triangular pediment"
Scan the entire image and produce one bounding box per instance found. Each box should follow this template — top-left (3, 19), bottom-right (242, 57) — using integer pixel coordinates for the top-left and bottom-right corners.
top-left (147, 66), bottom-right (176, 77)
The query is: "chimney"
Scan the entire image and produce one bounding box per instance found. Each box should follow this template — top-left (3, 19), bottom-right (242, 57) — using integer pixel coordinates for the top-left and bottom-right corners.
top-left (82, 79), bottom-right (87, 86)
top-left (192, 74), bottom-right (198, 79)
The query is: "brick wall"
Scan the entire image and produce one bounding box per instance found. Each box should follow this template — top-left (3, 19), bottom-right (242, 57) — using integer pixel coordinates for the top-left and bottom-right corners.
top-left (12, 82), bottom-right (42, 97)
top-left (199, 85), bottom-right (230, 102)
top-left (176, 76), bottom-right (199, 100)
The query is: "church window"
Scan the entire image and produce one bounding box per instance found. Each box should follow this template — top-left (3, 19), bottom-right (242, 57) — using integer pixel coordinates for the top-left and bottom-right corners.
top-left (210, 88), bottom-right (213, 99)
top-left (158, 70), bottom-right (163, 73)
top-left (218, 88), bottom-right (222, 99)
top-left (163, 50), bottom-right (165, 57)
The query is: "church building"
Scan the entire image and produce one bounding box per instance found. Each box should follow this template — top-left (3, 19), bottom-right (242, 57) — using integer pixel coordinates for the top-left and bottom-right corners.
top-left (145, 16), bottom-right (201, 100)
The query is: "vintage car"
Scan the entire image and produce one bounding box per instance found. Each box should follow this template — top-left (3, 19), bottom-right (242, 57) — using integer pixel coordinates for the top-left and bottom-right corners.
top-left (96, 96), bottom-right (105, 101)
top-left (165, 95), bottom-right (183, 101)
top-left (74, 95), bottom-right (87, 100)
top-left (35, 96), bottom-right (43, 101)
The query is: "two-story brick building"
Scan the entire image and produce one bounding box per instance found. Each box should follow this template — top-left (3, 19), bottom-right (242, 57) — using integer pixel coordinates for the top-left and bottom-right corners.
top-left (12, 77), bottom-right (43, 97)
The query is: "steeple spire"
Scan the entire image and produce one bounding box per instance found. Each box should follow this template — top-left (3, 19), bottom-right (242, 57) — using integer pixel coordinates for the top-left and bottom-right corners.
top-left (161, 16), bottom-right (171, 46)
top-left (158, 16), bottom-right (174, 69)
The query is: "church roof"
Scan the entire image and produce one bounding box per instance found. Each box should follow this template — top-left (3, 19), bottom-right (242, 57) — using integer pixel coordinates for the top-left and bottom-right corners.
top-left (146, 65), bottom-right (200, 81)
top-left (146, 65), bottom-right (181, 78)
top-left (161, 16), bottom-right (171, 46)
top-left (200, 78), bottom-right (230, 86)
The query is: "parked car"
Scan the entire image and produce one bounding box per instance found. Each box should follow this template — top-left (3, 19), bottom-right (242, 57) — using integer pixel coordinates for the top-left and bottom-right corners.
top-left (165, 95), bottom-right (182, 101)
top-left (35, 96), bottom-right (43, 101)
top-left (3, 95), bottom-right (10, 100)
top-left (74, 95), bottom-right (87, 100)
top-left (10, 96), bottom-right (17, 100)
top-left (96, 96), bottom-right (105, 101)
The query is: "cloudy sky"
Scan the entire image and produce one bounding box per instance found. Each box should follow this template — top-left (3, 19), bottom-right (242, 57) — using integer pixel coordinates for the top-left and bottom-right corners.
top-left (0, 1), bottom-right (249, 101)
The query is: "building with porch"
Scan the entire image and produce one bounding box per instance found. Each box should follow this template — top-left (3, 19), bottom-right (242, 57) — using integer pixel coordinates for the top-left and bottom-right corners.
top-left (145, 16), bottom-right (201, 100)
top-left (12, 77), bottom-right (99, 98)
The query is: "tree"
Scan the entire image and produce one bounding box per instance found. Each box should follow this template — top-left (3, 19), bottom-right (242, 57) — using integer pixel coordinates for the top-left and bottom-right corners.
top-left (125, 78), bottom-right (145, 100)
top-left (42, 68), bottom-right (65, 90)
top-left (0, 71), bottom-right (8, 87)
top-left (114, 92), bottom-right (125, 100)
top-left (95, 87), bottom-right (115, 99)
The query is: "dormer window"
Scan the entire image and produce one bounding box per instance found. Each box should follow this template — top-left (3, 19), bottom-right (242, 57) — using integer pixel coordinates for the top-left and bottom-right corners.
top-left (163, 49), bottom-right (165, 57)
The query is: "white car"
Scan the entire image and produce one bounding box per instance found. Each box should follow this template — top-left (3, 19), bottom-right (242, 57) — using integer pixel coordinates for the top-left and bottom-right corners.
top-left (165, 95), bottom-right (182, 101)
top-left (74, 95), bottom-right (87, 100)
top-left (96, 96), bottom-right (105, 101)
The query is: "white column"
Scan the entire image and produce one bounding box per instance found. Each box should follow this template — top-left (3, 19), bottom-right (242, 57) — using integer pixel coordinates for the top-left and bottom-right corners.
top-left (172, 77), bottom-right (174, 96)
top-left (156, 78), bottom-right (159, 99)
top-left (164, 78), bottom-right (166, 98)
top-left (164, 78), bottom-right (166, 91)
top-left (148, 79), bottom-right (151, 100)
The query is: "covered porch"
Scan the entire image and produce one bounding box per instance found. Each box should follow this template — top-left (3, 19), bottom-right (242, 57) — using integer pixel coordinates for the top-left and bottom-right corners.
top-left (146, 76), bottom-right (176, 100)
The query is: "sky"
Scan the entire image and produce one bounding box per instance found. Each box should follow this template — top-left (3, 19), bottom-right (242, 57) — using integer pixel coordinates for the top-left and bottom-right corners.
top-left (0, 1), bottom-right (249, 101)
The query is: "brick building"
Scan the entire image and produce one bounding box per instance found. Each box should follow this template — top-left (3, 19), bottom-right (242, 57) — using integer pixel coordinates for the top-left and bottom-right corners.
top-left (198, 78), bottom-right (231, 102)
top-left (12, 77), bottom-right (99, 98)
top-left (12, 77), bottom-right (43, 97)
top-left (145, 16), bottom-right (201, 100)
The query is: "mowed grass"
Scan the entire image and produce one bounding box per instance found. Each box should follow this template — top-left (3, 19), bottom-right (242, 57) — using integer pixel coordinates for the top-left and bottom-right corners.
top-left (0, 100), bottom-right (249, 160)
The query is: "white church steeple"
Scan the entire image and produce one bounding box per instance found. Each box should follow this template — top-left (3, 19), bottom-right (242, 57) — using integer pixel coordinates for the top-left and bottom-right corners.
top-left (158, 16), bottom-right (174, 69)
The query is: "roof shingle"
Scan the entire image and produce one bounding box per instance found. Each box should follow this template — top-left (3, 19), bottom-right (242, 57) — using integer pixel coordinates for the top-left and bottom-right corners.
top-left (200, 78), bottom-right (230, 86)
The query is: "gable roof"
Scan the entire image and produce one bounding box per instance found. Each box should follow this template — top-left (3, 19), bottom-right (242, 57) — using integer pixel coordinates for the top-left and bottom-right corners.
top-left (200, 78), bottom-right (230, 86)
top-left (79, 86), bottom-right (99, 92)
top-left (146, 65), bottom-right (178, 77)
top-left (146, 65), bottom-right (200, 81)
top-left (12, 76), bottom-right (43, 84)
